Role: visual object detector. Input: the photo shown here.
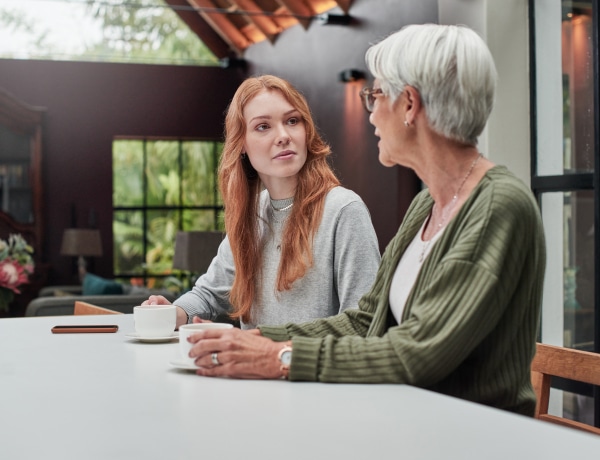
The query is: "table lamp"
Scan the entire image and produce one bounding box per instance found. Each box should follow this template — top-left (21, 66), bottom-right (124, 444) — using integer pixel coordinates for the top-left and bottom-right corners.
top-left (60, 228), bottom-right (103, 281)
top-left (172, 231), bottom-right (224, 288)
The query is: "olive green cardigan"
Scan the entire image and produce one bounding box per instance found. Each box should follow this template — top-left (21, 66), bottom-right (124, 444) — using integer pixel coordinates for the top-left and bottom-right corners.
top-left (259, 166), bottom-right (546, 416)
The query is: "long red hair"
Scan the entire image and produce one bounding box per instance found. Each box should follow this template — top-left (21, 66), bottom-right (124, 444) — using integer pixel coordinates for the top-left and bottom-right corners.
top-left (219, 75), bottom-right (340, 321)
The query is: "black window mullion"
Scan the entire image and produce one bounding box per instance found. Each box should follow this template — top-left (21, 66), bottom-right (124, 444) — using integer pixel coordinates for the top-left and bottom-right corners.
top-left (531, 173), bottom-right (594, 191)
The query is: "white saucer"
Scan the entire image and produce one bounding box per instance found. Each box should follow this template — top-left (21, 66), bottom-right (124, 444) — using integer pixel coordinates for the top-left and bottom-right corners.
top-left (125, 332), bottom-right (178, 343)
top-left (169, 357), bottom-right (199, 371)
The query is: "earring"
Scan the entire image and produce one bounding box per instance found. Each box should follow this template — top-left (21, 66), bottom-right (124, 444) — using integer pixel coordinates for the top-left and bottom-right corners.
top-left (404, 121), bottom-right (409, 127)
top-left (241, 152), bottom-right (247, 160)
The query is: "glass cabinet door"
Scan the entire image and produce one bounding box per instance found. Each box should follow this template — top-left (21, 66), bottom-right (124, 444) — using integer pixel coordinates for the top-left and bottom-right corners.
top-left (0, 123), bottom-right (34, 223)
top-left (0, 87), bottom-right (44, 257)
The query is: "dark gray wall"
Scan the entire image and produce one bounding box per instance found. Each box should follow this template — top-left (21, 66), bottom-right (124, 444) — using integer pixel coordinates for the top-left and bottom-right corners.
top-left (244, 0), bottom-right (438, 249)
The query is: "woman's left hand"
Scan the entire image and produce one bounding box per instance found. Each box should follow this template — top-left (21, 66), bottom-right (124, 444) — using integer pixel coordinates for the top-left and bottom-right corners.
top-left (188, 327), bottom-right (289, 379)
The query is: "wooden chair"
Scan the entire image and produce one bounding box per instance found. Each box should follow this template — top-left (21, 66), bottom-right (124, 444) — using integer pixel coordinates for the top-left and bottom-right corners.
top-left (73, 301), bottom-right (123, 316)
top-left (531, 342), bottom-right (600, 435)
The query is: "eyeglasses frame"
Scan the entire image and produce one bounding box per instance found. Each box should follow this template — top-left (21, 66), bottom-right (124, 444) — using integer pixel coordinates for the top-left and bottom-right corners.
top-left (359, 87), bottom-right (384, 113)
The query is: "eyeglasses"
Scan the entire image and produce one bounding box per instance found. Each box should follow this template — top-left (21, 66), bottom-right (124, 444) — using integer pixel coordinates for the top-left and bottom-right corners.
top-left (359, 87), bottom-right (383, 113)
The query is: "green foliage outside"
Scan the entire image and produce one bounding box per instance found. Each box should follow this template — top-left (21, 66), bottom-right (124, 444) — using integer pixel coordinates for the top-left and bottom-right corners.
top-left (0, 0), bottom-right (218, 66)
top-left (113, 140), bottom-right (224, 288)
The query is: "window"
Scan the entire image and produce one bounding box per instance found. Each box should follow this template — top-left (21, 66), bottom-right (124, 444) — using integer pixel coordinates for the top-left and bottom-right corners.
top-left (112, 138), bottom-right (224, 286)
top-left (0, 0), bottom-right (218, 66)
top-left (531, 0), bottom-right (599, 427)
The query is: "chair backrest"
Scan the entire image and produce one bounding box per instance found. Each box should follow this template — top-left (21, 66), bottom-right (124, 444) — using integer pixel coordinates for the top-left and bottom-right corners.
top-left (73, 301), bottom-right (123, 316)
top-left (531, 342), bottom-right (600, 435)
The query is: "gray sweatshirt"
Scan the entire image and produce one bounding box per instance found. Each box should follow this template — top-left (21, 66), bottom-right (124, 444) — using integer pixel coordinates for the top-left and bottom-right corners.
top-left (174, 186), bottom-right (381, 329)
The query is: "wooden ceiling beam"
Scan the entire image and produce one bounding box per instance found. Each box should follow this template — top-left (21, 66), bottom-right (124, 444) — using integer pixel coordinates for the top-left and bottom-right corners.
top-left (188, 0), bottom-right (253, 54)
top-left (164, 0), bottom-right (231, 58)
top-left (230, 0), bottom-right (282, 42)
top-left (275, 0), bottom-right (313, 29)
top-left (334, 0), bottom-right (353, 14)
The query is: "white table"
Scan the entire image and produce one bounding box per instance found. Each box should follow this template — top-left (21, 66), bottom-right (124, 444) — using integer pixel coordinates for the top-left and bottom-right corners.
top-left (1, 315), bottom-right (600, 459)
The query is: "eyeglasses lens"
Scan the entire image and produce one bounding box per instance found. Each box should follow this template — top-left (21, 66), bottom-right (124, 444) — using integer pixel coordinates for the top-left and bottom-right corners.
top-left (359, 88), bottom-right (380, 113)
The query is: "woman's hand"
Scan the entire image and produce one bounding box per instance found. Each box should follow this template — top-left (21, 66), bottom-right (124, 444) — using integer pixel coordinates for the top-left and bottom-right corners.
top-left (187, 328), bottom-right (288, 379)
top-left (141, 296), bottom-right (189, 328)
top-left (192, 316), bottom-right (213, 324)
top-left (141, 295), bottom-right (172, 306)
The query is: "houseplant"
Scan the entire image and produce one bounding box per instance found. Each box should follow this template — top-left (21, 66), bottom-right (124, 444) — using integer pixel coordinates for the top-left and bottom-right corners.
top-left (0, 234), bottom-right (34, 313)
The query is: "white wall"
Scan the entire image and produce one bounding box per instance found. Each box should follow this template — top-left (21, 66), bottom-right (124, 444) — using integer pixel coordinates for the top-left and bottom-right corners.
top-left (438, 0), bottom-right (531, 186)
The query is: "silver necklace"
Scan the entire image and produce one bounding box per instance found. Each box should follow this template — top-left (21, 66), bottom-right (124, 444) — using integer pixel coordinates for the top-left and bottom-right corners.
top-left (270, 200), bottom-right (294, 212)
top-left (272, 203), bottom-right (293, 212)
top-left (419, 153), bottom-right (482, 263)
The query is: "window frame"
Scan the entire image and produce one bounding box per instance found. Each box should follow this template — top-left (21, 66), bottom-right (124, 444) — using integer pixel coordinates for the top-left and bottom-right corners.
top-left (529, 0), bottom-right (600, 427)
top-left (112, 136), bottom-right (223, 283)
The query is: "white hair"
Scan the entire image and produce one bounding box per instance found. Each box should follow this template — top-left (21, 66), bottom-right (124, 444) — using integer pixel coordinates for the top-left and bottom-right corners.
top-left (365, 24), bottom-right (497, 145)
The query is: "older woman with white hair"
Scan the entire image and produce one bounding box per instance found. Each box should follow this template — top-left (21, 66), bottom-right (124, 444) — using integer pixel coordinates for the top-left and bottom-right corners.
top-left (184, 24), bottom-right (546, 416)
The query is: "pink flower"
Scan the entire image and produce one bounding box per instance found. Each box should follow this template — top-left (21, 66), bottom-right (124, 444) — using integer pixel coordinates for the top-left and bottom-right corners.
top-left (0, 259), bottom-right (29, 293)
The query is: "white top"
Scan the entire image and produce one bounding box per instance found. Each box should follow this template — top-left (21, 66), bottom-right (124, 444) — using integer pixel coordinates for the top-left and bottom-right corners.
top-left (1, 315), bottom-right (600, 460)
top-left (389, 218), bottom-right (445, 323)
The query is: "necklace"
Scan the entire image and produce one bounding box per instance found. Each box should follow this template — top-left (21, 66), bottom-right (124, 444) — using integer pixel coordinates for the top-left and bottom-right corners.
top-left (270, 198), bottom-right (294, 212)
top-left (272, 203), bottom-right (293, 212)
top-left (419, 153), bottom-right (482, 263)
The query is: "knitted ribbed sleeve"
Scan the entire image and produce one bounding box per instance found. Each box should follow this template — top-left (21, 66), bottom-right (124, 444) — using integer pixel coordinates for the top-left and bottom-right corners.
top-left (259, 166), bottom-right (546, 416)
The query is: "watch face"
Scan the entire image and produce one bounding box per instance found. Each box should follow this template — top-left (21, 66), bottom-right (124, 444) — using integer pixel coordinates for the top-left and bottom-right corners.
top-left (280, 350), bottom-right (292, 366)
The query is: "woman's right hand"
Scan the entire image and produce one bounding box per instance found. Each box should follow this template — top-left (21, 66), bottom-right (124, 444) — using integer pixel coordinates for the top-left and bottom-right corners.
top-left (141, 296), bottom-right (189, 328)
top-left (192, 316), bottom-right (213, 324)
top-left (141, 295), bottom-right (172, 306)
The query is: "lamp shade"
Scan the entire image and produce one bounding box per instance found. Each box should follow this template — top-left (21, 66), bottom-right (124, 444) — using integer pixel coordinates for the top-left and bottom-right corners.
top-left (172, 231), bottom-right (224, 274)
top-left (60, 229), bottom-right (103, 257)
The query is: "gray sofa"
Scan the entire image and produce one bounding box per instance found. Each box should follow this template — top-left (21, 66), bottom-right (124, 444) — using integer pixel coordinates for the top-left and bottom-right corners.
top-left (25, 285), bottom-right (178, 317)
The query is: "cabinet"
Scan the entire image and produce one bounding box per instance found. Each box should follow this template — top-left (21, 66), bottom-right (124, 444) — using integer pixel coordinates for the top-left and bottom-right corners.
top-left (0, 87), bottom-right (46, 316)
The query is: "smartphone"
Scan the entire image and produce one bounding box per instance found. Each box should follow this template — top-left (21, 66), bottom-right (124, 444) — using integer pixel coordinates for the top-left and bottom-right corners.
top-left (51, 325), bottom-right (119, 334)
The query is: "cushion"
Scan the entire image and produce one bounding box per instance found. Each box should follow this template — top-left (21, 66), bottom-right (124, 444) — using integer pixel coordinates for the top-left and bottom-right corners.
top-left (82, 273), bottom-right (124, 296)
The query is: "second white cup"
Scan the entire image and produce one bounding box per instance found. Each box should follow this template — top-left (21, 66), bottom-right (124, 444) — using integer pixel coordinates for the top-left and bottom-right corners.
top-left (179, 323), bottom-right (234, 367)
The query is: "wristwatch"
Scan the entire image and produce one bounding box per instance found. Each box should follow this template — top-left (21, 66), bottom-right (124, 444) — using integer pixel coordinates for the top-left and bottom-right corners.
top-left (278, 345), bottom-right (293, 379)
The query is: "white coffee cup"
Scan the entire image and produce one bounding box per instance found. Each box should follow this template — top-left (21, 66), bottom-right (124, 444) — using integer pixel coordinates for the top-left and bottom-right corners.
top-left (133, 305), bottom-right (177, 338)
top-left (179, 323), bottom-right (234, 367)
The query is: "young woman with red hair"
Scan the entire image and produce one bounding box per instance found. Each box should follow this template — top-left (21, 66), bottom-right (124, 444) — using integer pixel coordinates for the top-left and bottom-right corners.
top-left (144, 75), bottom-right (380, 329)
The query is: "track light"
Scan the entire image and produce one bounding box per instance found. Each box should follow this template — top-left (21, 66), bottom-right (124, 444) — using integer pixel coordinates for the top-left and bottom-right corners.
top-left (316, 13), bottom-right (354, 26)
top-left (339, 69), bottom-right (365, 83)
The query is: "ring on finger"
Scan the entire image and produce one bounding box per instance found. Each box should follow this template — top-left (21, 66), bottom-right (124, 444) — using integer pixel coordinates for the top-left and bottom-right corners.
top-left (211, 352), bottom-right (220, 366)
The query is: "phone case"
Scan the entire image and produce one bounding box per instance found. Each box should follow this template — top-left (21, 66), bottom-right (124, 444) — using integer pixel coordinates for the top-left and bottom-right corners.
top-left (51, 325), bottom-right (119, 334)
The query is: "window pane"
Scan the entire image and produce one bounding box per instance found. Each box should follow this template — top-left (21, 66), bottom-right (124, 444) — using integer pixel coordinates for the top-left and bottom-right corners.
top-left (113, 138), bottom-right (223, 281)
top-left (113, 210), bottom-right (144, 274)
top-left (113, 140), bottom-right (144, 206)
top-left (561, 3), bottom-right (594, 173)
top-left (562, 391), bottom-right (594, 427)
top-left (541, 190), bottom-right (596, 424)
top-left (182, 141), bottom-right (218, 206)
top-left (146, 209), bottom-right (180, 275)
top-left (182, 210), bottom-right (218, 232)
top-left (0, 0), bottom-right (218, 66)
top-left (535, 1), bottom-right (595, 175)
top-left (146, 141), bottom-right (180, 207)
top-left (563, 190), bottom-right (595, 350)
